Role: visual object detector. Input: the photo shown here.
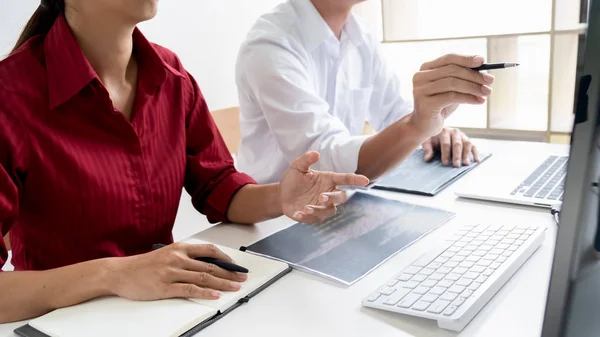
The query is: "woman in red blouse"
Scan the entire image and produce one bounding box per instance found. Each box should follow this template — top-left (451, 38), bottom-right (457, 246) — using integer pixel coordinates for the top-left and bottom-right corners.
top-left (0, 0), bottom-right (368, 323)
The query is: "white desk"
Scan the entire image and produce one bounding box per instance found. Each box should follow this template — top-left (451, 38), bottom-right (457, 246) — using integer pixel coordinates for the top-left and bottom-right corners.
top-left (0, 140), bottom-right (567, 337)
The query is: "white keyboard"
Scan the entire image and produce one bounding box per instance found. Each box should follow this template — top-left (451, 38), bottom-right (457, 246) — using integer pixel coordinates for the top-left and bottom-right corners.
top-left (362, 223), bottom-right (546, 332)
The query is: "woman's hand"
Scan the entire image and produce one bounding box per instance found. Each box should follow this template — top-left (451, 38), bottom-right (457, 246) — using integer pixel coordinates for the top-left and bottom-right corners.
top-left (110, 242), bottom-right (248, 300)
top-left (280, 152), bottom-right (369, 223)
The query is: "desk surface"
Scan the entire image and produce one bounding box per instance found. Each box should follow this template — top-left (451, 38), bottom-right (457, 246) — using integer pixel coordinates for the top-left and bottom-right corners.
top-left (0, 140), bottom-right (568, 337)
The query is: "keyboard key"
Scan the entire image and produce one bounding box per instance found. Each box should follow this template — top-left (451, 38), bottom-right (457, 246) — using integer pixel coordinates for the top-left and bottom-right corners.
top-left (490, 235), bottom-right (505, 241)
top-left (502, 239), bottom-right (516, 245)
top-left (411, 274), bottom-right (427, 282)
top-left (455, 242), bottom-right (468, 248)
top-left (471, 240), bottom-right (485, 246)
top-left (469, 282), bottom-right (482, 291)
top-left (490, 248), bottom-right (504, 255)
top-left (378, 286), bottom-right (396, 295)
top-left (427, 262), bottom-right (443, 270)
top-left (452, 297), bottom-right (466, 307)
top-left (366, 293), bottom-right (380, 302)
top-left (507, 234), bottom-right (520, 240)
top-left (438, 267), bottom-right (453, 275)
top-left (403, 266), bottom-right (422, 275)
top-left (459, 261), bottom-right (475, 268)
top-left (430, 286), bottom-right (447, 295)
top-left (515, 240), bottom-right (525, 246)
top-left (512, 229), bottom-right (526, 235)
top-left (412, 301), bottom-right (431, 311)
top-left (490, 262), bottom-right (502, 270)
top-left (421, 280), bottom-right (437, 288)
top-left (397, 274), bottom-right (412, 281)
top-left (441, 292), bottom-right (458, 301)
top-left (447, 246), bottom-right (461, 253)
top-left (456, 230), bottom-right (470, 236)
top-left (483, 269), bottom-right (494, 277)
top-left (496, 256), bottom-right (507, 263)
top-left (384, 288), bottom-right (411, 305)
top-left (472, 225), bottom-right (489, 233)
top-left (507, 246), bottom-right (519, 252)
top-left (441, 251), bottom-right (455, 258)
top-left (413, 286), bottom-right (431, 295)
top-left (476, 259), bottom-right (493, 267)
top-left (446, 273), bottom-right (461, 281)
top-left (398, 293), bottom-right (421, 308)
top-left (444, 261), bottom-right (459, 268)
top-left (496, 243), bottom-right (510, 250)
top-left (434, 257), bottom-right (450, 264)
top-left (487, 240), bottom-right (500, 246)
top-left (386, 279), bottom-right (399, 287)
top-left (476, 276), bottom-right (488, 284)
top-left (472, 250), bottom-right (487, 257)
top-left (453, 267), bottom-right (468, 274)
top-left (412, 242), bottom-right (452, 267)
top-left (420, 268), bottom-right (435, 276)
top-left (488, 224), bottom-right (503, 231)
top-left (438, 280), bottom-right (454, 288)
top-left (429, 273), bottom-right (445, 281)
top-left (525, 229), bottom-right (535, 235)
top-left (448, 285), bottom-right (466, 293)
top-left (421, 294), bottom-right (439, 302)
top-left (470, 266), bottom-right (486, 273)
top-left (450, 256), bottom-right (466, 262)
top-left (427, 300), bottom-right (451, 314)
top-left (501, 251), bottom-right (512, 257)
top-left (485, 254), bottom-right (500, 261)
top-left (465, 255), bottom-right (481, 263)
top-left (448, 234), bottom-right (464, 242)
top-left (464, 245), bottom-right (479, 252)
top-left (483, 230), bottom-right (497, 236)
top-left (456, 278), bottom-right (473, 287)
top-left (479, 235), bottom-right (491, 241)
top-left (460, 289), bottom-right (473, 298)
top-left (456, 250), bottom-right (470, 257)
top-left (480, 245), bottom-right (494, 251)
top-left (402, 281), bottom-right (420, 289)
top-left (443, 305), bottom-right (458, 316)
top-left (497, 230), bottom-right (511, 236)
top-left (464, 271), bottom-right (480, 279)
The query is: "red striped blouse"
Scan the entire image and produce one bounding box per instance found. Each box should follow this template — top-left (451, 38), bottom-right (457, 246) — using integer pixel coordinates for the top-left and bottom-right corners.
top-left (0, 15), bottom-right (255, 271)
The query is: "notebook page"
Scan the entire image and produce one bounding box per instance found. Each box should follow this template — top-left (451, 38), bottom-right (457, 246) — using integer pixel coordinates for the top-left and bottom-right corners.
top-left (184, 239), bottom-right (289, 311)
top-left (29, 297), bottom-right (216, 337)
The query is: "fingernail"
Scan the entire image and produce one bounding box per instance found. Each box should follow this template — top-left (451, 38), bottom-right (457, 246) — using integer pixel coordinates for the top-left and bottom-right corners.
top-left (231, 282), bottom-right (241, 290)
top-left (455, 160), bottom-right (461, 167)
top-left (212, 291), bottom-right (221, 298)
top-left (483, 73), bottom-right (495, 84)
top-left (473, 55), bottom-right (484, 64)
top-left (306, 207), bottom-right (314, 214)
top-left (320, 194), bottom-right (329, 202)
top-left (481, 85), bottom-right (492, 95)
top-left (237, 273), bottom-right (248, 281)
top-left (464, 159), bottom-right (471, 166)
top-left (293, 212), bottom-right (302, 220)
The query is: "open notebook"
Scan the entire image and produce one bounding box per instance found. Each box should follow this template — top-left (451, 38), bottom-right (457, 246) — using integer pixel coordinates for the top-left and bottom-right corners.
top-left (14, 240), bottom-right (291, 337)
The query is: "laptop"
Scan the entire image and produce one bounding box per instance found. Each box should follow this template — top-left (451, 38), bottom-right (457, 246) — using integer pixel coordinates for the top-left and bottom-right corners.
top-left (454, 152), bottom-right (568, 208)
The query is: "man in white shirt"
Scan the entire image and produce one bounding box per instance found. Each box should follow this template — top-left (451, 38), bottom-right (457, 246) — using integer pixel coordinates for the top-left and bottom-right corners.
top-left (235, 0), bottom-right (494, 184)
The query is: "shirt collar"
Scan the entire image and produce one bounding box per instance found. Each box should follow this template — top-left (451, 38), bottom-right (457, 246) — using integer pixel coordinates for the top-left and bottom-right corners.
top-left (291, 0), bottom-right (368, 52)
top-left (44, 15), bottom-right (184, 109)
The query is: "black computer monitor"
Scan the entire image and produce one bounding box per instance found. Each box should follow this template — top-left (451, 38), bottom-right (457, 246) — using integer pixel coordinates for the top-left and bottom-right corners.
top-left (541, 0), bottom-right (600, 336)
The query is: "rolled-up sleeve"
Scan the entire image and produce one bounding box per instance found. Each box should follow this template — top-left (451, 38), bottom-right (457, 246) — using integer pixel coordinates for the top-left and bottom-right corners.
top-left (0, 100), bottom-right (28, 271)
top-left (183, 74), bottom-right (256, 223)
top-left (239, 41), bottom-right (369, 174)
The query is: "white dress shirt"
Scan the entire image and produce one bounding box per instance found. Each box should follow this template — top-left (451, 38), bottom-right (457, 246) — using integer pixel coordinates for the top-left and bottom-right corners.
top-left (235, 0), bottom-right (413, 183)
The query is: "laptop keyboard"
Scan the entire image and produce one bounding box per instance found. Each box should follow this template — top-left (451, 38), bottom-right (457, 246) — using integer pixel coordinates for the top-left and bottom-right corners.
top-left (510, 155), bottom-right (568, 201)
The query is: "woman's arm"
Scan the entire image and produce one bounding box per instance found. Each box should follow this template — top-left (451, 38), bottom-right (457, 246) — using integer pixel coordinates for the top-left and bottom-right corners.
top-left (0, 243), bottom-right (247, 323)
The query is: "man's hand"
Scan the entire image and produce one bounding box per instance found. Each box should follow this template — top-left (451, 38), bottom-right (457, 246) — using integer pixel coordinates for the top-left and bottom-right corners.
top-left (410, 54), bottom-right (495, 138)
top-left (280, 152), bottom-right (369, 223)
top-left (111, 243), bottom-right (248, 301)
top-left (422, 127), bottom-right (480, 167)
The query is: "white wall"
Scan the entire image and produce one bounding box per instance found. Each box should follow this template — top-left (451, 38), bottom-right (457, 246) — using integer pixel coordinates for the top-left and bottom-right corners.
top-left (0, 0), bottom-right (284, 110)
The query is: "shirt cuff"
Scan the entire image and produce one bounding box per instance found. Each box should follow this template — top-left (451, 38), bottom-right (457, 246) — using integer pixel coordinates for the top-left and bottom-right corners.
top-left (330, 135), bottom-right (370, 174)
top-left (203, 170), bottom-right (257, 223)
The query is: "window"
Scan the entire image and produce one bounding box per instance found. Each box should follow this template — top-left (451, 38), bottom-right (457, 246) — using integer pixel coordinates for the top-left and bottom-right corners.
top-left (353, 0), bottom-right (587, 142)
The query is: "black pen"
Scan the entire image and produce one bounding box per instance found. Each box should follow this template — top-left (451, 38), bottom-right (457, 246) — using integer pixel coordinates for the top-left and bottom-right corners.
top-left (152, 243), bottom-right (249, 273)
top-left (472, 62), bottom-right (519, 71)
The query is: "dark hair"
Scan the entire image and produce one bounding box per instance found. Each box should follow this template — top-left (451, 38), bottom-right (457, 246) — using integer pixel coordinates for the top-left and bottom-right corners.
top-left (11, 0), bottom-right (65, 54)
